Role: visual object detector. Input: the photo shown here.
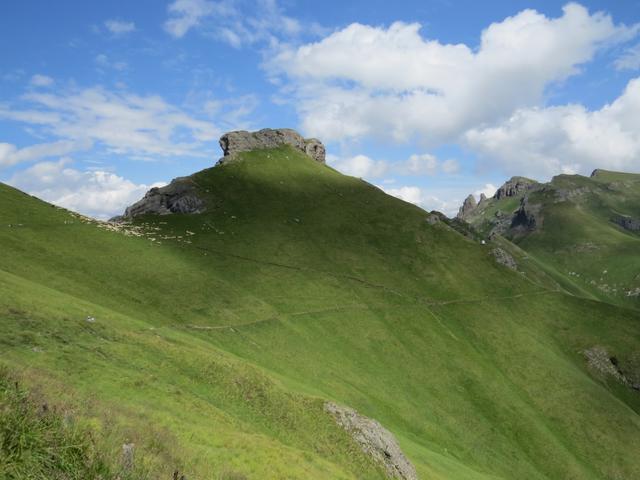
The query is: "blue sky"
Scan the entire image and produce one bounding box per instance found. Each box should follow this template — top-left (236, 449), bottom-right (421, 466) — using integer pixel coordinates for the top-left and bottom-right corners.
top-left (1, 0), bottom-right (640, 218)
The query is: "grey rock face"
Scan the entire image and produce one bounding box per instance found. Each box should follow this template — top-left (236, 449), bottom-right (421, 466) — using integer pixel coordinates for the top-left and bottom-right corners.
top-left (325, 402), bottom-right (418, 480)
top-left (494, 177), bottom-right (538, 200)
top-left (491, 248), bottom-right (517, 270)
top-left (555, 186), bottom-right (591, 202)
top-left (511, 196), bottom-right (542, 231)
top-left (115, 177), bottom-right (205, 220)
top-left (218, 128), bottom-right (326, 164)
top-left (457, 194), bottom-right (478, 220)
top-left (303, 137), bottom-right (326, 163)
top-left (612, 214), bottom-right (640, 232)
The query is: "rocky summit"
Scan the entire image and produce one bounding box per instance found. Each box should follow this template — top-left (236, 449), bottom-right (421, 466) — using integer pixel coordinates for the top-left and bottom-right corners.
top-left (218, 128), bottom-right (326, 164)
top-left (114, 128), bottom-right (326, 221)
top-left (494, 176), bottom-right (539, 200)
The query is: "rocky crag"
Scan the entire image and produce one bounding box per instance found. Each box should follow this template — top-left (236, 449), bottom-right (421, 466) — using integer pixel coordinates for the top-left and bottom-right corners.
top-left (324, 402), bottom-right (418, 480)
top-left (111, 177), bottom-right (205, 221)
top-left (456, 176), bottom-right (542, 236)
top-left (113, 128), bottom-right (326, 220)
top-left (457, 177), bottom-right (539, 222)
top-left (218, 128), bottom-right (325, 164)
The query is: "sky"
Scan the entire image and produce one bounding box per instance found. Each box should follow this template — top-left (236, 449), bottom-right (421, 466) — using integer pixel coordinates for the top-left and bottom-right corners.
top-left (1, 0), bottom-right (640, 219)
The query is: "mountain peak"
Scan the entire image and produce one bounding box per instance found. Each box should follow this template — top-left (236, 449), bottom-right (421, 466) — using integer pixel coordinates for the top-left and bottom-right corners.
top-left (218, 128), bottom-right (326, 165)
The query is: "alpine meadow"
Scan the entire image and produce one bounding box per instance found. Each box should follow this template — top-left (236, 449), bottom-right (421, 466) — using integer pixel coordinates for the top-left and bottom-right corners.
top-left (1, 2), bottom-right (640, 480)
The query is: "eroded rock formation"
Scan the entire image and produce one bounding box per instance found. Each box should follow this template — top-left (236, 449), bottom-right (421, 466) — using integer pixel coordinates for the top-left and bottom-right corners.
top-left (494, 177), bottom-right (539, 200)
top-left (112, 177), bottom-right (205, 221)
top-left (218, 128), bottom-right (326, 164)
top-left (457, 194), bottom-right (478, 220)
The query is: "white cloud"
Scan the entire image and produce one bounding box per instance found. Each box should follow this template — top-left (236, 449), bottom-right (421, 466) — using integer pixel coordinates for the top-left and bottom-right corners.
top-left (378, 184), bottom-right (461, 216)
top-left (7, 158), bottom-right (164, 219)
top-left (164, 0), bottom-right (219, 38)
top-left (104, 19), bottom-right (136, 35)
top-left (465, 77), bottom-right (640, 178)
top-left (381, 185), bottom-right (424, 205)
top-left (474, 183), bottom-right (498, 199)
top-left (164, 0), bottom-right (306, 47)
top-left (328, 152), bottom-right (460, 179)
top-left (616, 43), bottom-right (640, 70)
top-left (441, 159), bottom-right (460, 174)
top-left (0, 139), bottom-right (91, 168)
top-left (327, 153), bottom-right (388, 178)
top-left (30, 74), bottom-right (54, 87)
top-left (403, 153), bottom-right (438, 175)
top-left (0, 86), bottom-right (221, 159)
top-left (269, 4), bottom-right (635, 144)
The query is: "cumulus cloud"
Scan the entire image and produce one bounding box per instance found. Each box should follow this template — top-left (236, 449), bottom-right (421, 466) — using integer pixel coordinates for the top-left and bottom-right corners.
top-left (104, 19), bottom-right (136, 35)
top-left (377, 185), bottom-right (462, 216)
top-left (327, 153), bottom-right (388, 178)
top-left (465, 77), bottom-right (640, 178)
top-left (8, 158), bottom-right (164, 219)
top-left (0, 86), bottom-right (221, 159)
top-left (30, 74), bottom-right (54, 87)
top-left (328, 152), bottom-right (460, 178)
top-left (269, 3), bottom-right (635, 144)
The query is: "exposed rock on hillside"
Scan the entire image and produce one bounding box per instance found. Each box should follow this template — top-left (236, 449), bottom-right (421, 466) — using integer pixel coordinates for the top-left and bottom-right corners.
top-left (324, 402), bottom-right (418, 480)
top-left (491, 248), bottom-right (517, 270)
top-left (511, 196), bottom-right (542, 232)
top-left (113, 177), bottom-right (205, 221)
top-left (584, 346), bottom-right (640, 391)
top-left (494, 176), bottom-right (539, 200)
top-left (218, 128), bottom-right (326, 164)
top-left (612, 214), bottom-right (640, 232)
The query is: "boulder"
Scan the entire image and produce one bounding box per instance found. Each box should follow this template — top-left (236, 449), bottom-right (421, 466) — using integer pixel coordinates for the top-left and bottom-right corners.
top-left (218, 128), bottom-right (326, 164)
top-left (325, 402), bottom-right (418, 480)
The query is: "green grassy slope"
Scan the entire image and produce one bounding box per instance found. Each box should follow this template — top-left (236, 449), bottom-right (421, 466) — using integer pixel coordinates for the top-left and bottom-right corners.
top-left (1, 149), bottom-right (640, 479)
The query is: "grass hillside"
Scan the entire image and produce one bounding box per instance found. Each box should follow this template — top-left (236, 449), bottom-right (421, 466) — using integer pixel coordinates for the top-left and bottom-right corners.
top-left (464, 169), bottom-right (640, 308)
top-left (1, 148), bottom-right (640, 479)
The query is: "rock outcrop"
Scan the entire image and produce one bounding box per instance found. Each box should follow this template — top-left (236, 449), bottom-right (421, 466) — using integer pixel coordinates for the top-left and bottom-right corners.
top-left (511, 196), bottom-right (542, 231)
top-left (491, 248), bottom-right (517, 270)
top-left (457, 194), bottom-right (478, 219)
top-left (218, 128), bottom-right (326, 164)
top-left (494, 177), bottom-right (539, 200)
top-left (113, 177), bottom-right (205, 221)
top-left (325, 402), bottom-right (418, 480)
top-left (612, 214), bottom-right (640, 232)
top-left (584, 346), bottom-right (640, 391)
